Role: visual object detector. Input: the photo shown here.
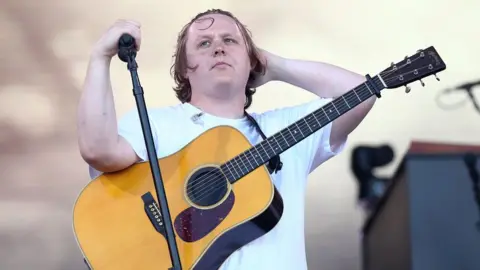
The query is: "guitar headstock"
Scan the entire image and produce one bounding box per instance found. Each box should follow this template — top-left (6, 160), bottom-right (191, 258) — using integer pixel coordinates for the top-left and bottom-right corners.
top-left (379, 46), bottom-right (446, 91)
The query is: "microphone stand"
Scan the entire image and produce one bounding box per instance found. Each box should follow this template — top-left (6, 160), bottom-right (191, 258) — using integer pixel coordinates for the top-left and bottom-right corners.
top-left (118, 35), bottom-right (182, 270)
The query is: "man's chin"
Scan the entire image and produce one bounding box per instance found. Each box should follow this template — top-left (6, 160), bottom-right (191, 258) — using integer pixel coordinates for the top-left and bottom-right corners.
top-left (212, 76), bottom-right (235, 85)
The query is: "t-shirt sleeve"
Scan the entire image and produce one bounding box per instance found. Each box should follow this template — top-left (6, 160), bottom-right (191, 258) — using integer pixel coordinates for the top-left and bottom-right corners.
top-left (88, 108), bottom-right (159, 180)
top-left (117, 108), bottom-right (160, 162)
top-left (264, 98), bottom-right (347, 175)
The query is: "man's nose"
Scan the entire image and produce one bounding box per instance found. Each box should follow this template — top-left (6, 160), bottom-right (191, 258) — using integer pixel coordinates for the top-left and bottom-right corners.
top-left (213, 45), bottom-right (226, 57)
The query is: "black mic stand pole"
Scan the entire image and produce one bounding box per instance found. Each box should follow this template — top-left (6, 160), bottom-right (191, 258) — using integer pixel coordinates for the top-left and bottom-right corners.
top-left (117, 34), bottom-right (182, 270)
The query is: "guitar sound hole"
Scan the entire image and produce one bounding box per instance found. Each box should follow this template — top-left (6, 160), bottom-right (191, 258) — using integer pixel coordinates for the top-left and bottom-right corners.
top-left (186, 166), bottom-right (229, 208)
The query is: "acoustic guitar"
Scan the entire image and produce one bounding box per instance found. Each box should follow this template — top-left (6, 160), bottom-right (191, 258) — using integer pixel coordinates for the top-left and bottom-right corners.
top-left (72, 46), bottom-right (446, 269)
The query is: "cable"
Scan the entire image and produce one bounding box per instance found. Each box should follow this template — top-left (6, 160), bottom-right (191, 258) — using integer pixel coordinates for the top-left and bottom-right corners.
top-left (435, 80), bottom-right (480, 114)
top-left (435, 88), bottom-right (470, 111)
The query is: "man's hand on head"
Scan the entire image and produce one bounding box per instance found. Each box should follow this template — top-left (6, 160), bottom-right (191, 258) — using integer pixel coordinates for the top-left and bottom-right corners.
top-left (249, 48), bottom-right (284, 88)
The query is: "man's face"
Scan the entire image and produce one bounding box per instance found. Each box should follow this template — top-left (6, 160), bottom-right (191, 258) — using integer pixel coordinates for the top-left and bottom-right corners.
top-left (185, 14), bottom-right (251, 95)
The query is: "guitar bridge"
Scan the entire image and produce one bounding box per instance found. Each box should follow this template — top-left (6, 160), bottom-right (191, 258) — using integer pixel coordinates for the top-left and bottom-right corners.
top-left (141, 192), bottom-right (166, 238)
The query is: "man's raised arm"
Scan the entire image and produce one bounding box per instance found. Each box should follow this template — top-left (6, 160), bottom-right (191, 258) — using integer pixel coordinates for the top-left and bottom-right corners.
top-left (77, 20), bottom-right (142, 173)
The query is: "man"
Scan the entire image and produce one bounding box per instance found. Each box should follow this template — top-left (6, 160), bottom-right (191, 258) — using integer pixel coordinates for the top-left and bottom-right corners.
top-left (77, 9), bottom-right (375, 270)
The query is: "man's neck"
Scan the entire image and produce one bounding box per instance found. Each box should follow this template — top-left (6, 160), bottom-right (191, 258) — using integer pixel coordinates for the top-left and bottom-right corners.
top-left (189, 94), bottom-right (245, 119)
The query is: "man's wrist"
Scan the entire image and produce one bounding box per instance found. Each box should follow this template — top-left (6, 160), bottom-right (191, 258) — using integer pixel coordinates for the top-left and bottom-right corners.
top-left (266, 53), bottom-right (287, 82)
top-left (89, 50), bottom-right (113, 66)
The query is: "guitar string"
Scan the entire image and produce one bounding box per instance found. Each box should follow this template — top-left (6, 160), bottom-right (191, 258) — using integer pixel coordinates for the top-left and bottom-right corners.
top-left (185, 56), bottom-right (430, 202)
top-left (186, 55), bottom-right (429, 196)
top-left (187, 81), bottom-right (375, 202)
top-left (187, 62), bottom-right (428, 203)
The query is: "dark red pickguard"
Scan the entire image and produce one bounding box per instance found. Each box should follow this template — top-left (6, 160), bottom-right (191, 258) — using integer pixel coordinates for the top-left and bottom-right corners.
top-left (174, 192), bottom-right (235, 242)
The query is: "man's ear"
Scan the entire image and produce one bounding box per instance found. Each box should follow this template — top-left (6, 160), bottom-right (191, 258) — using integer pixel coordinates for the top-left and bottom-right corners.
top-left (250, 50), bottom-right (265, 74)
top-left (184, 64), bottom-right (199, 78)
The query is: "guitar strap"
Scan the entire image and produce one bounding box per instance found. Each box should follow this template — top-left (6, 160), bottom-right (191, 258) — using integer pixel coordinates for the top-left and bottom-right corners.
top-left (244, 111), bottom-right (283, 175)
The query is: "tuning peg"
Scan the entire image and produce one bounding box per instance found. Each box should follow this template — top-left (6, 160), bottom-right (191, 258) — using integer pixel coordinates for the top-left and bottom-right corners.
top-left (390, 62), bottom-right (397, 71)
top-left (419, 79), bottom-right (425, 87)
top-left (434, 74), bottom-right (440, 81)
top-left (405, 85), bottom-right (411, 93)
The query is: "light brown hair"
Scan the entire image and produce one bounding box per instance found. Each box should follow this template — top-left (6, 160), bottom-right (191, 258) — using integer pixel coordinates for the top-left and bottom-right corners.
top-left (170, 9), bottom-right (266, 109)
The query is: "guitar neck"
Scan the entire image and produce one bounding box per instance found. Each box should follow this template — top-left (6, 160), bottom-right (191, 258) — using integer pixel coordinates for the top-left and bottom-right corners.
top-left (222, 75), bottom-right (385, 183)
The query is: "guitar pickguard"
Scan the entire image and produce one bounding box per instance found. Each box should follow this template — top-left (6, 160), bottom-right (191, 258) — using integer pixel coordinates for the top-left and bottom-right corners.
top-left (174, 191), bottom-right (235, 242)
top-left (141, 191), bottom-right (236, 243)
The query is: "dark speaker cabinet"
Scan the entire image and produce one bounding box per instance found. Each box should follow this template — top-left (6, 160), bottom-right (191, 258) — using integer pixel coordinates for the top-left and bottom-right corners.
top-left (361, 142), bottom-right (480, 270)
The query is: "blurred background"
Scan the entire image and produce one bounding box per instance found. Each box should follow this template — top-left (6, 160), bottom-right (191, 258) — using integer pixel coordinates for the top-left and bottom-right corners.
top-left (1, 0), bottom-right (479, 269)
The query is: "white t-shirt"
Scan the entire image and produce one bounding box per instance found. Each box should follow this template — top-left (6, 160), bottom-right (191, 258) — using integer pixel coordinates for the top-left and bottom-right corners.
top-left (89, 98), bottom-right (346, 270)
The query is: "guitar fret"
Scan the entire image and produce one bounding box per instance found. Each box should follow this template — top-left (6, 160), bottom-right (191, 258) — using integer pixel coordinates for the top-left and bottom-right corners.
top-left (321, 107), bottom-right (331, 121)
top-left (331, 102), bottom-right (340, 115)
top-left (353, 89), bottom-right (362, 101)
top-left (359, 87), bottom-right (373, 100)
top-left (237, 156), bottom-right (246, 175)
top-left (342, 96), bottom-right (351, 108)
top-left (287, 127), bottom-right (297, 142)
top-left (272, 136), bottom-right (282, 152)
top-left (294, 122), bottom-right (305, 137)
top-left (311, 113), bottom-right (322, 127)
top-left (230, 158), bottom-right (241, 179)
top-left (364, 83), bottom-right (373, 94)
top-left (243, 152), bottom-right (254, 170)
top-left (226, 75), bottom-right (384, 183)
top-left (238, 153), bottom-right (247, 172)
top-left (279, 131), bottom-right (290, 147)
top-left (258, 141), bottom-right (269, 161)
top-left (252, 146), bottom-right (263, 166)
top-left (265, 139), bottom-right (276, 154)
top-left (327, 104), bottom-right (339, 117)
top-left (303, 118), bottom-right (313, 132)
top-left (223, 163), bottom-right (234, 181)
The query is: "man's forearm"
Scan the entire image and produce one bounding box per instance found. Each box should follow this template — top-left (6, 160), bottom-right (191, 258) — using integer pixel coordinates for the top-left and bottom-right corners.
top-left (271, 56), bottom-right (367, 98)
top-left (270, 55), bottom-right (376, 145)
top-left (77, 56), bottom-right (120, 161)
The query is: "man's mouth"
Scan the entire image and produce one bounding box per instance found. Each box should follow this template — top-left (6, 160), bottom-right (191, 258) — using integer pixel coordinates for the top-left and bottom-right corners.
top-left (212, 62), bottom-right (230, 69)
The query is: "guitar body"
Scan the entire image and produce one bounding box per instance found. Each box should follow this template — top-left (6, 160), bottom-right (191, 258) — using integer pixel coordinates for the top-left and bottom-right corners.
top-left (72, 125), bottom-right (284, 270)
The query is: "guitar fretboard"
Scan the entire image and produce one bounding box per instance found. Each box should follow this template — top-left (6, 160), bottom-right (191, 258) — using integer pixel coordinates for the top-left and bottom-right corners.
top-left (221, 75), bottom-right (385, 183)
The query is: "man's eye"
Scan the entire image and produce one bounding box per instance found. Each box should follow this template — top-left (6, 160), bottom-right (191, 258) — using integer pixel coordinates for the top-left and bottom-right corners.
top-left (199, 40), bottom-right (210, 47)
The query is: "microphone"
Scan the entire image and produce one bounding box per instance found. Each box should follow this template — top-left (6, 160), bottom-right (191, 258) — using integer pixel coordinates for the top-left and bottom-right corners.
top-left (118, 33), bottom-right (137, 63)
